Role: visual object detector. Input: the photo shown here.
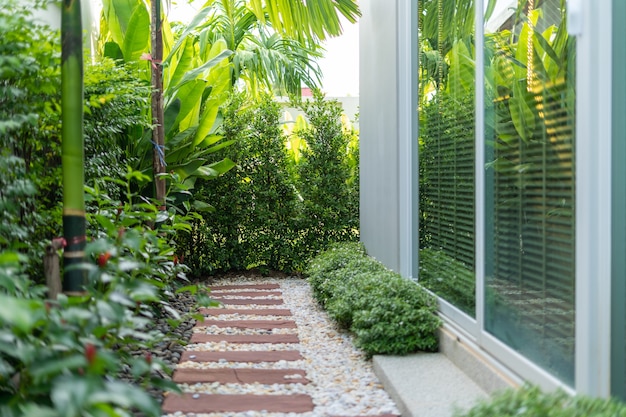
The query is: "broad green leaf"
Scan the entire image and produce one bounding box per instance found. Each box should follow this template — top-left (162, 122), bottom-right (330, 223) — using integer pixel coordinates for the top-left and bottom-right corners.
top-left (89, 381), bottom-right (160, 415)
top-left (0, 251), bottom-right (20, 264)
top-left (249, 0), bottom-right (265, 24)
top-left (171, 80), bottom-right (205, 128)
top-left (171, 49), bottom-right (233, 90)
top-left (171, 158), bottom-right (208, 180)
top-left (179, 97), bottom-right (203, 132)
top-left (166, 130), bottom-right (196, 164)
top-left (194, 100), bottom-right (220, 146)
top-left (17, 405), bottom-right (58, 417)
top-left (203, 139), bottom-right (235, 154)
top-left (192, 200), bottom-right (216, 212)
top-left (484, 0), bottom-right (497, 22)
top-left (510, 82), bottom-right (536, 142)
top-left (122, 3), bottom-right (150, 62)
top-left (193, 165), bottom-right (219, 179)
top-left (0, 295), bottom-right (44, 333)
top-left (103, 41), bottom-right (123, 60)
top-left (207, 158), bottom-right (236, 175)
top-left (51, 375), bottom-right (95, 416)
top-left (175, 285), bottom-right (198, 295)
top-left (167, 37), bottom-right (195, 90)
top-left (103, 0), bottom-right (140, 46)
top-left (164, 98), bottom-right (181, 137)
top-left (30, 354), bottom-right (87, 382)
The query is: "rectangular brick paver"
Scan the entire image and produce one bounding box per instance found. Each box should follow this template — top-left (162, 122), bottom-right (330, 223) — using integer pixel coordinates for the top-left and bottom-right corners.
top-left (199, 308), bottom-right (292, 316)
top-left (162, 393), bottom-right (314, 413)
top-left (190, 333), bottom-right (300, 344)
top-left (195, 319), bottom-right (297, 329)
top-left (180, 350), bottom-right (303, 362)
top-left (173, 368), bottom-right (309, 384)
top-left (208, 291), bottom-right (283, 297)
top-left (215, 298), bottom-right (284, 305)
top-left (209, 283), bottom-right (281, 290)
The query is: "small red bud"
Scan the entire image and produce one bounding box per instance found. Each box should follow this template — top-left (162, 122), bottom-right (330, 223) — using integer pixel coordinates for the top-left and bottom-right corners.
top-left (145, 352), bottom-right (152, 364)
top-left (97, 252), bottom-right (111, 267)
top-left (173, 254), bottom-right (179, 265)
top-left (85, 343), bottom-right (97, 365)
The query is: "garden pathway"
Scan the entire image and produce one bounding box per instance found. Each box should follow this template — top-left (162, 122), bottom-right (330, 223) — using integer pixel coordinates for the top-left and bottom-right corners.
top-left (161, 280), bottom-right (400, 417)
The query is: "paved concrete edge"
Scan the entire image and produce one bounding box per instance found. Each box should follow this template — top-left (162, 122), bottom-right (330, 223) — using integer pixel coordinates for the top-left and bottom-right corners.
top-left (372, 356), bottom-right (413, 417)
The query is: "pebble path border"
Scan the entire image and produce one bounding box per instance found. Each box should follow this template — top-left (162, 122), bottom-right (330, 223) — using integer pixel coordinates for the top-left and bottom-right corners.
top-left (162, 278), bottom-right (400, 417)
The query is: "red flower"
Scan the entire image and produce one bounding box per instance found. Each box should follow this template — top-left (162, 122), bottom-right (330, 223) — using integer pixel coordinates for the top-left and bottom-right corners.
top-left (85, 343), bottom-right (97, 365)
top-left (97, 252), bottom-right (111, 267)
top-left (145, 352), bottom-right (152, 365)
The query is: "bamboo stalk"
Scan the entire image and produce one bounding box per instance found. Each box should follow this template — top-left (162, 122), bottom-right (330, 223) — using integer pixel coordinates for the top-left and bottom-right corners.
top-left (61, 0), bottom-right (86, 293)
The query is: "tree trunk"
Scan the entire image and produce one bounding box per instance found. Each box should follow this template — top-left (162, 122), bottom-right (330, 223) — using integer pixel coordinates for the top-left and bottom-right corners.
top-left (44, 239), bottom-right (63, 300)
top-left (151, 0), bottom-right (166, 209)
top-left (61, 0), bottom-right (86, 294)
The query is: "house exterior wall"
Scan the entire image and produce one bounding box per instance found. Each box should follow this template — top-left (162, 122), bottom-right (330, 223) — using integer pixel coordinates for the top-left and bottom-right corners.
top-left (359, 0), bottom-right (401, 273)
top-left (360, 0), bottom-right (624, 399)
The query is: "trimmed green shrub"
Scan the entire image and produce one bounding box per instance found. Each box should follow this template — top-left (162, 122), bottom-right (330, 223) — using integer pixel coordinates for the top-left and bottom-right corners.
top-left (183, 92), bottom-right (360, 276)
top-left (306, 242), bottom-right (442, 357)
top-left (455, 385), bottom-right (626, 417)
top-left (294, 93), bottom-right (360, 252)
top-left (186, 93), bottom-right (301, 274)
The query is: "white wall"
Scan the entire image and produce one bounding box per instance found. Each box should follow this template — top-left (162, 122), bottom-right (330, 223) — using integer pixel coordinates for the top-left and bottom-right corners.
top-left (359, 0), bottom-right (419, 277)
top-left (359, 0), bottom-right (401, 272)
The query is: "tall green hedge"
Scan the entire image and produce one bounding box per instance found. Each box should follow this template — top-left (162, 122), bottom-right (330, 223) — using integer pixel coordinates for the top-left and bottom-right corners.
top-left (180, 92), bottom-right (359, 275)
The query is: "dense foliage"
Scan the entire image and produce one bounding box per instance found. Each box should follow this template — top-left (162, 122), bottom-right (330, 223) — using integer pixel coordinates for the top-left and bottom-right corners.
top-left (180, 92), bottom-right (359, 276)
top-left (1, 0), bottom-right (361, 413)
top-left (306, 242), bottom-right (441, 357)
top-left (0, 173), bottom-right (205, 416)
top-left (0, 4), bottom-right (208, 415)
top-left (455, 385), bottom-right (626, 417)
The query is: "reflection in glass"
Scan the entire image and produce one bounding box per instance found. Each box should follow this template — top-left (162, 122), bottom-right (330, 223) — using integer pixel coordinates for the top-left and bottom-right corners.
top-left (417, 0), bottom-right (476, 316)
top-left (484, 0), bottom-right (576, 385)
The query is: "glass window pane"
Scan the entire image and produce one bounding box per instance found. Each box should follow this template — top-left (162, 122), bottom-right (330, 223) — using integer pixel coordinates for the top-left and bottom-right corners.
top-left (417, 0), bottom-right (476, 317)
top-left (484, 0), bottom-right (576, 385)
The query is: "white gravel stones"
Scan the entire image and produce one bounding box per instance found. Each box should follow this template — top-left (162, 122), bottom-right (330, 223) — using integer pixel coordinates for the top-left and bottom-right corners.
top-left (279, 278), bottom-right (399, 416)
top-left (167, 276), bottom-right (400, 417)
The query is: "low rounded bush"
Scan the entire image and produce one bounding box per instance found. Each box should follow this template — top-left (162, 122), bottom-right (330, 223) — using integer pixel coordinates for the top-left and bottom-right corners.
top-left (455, 385), bottom-right (626, 417)
top-left (306, 242), bottom-right (442, 357)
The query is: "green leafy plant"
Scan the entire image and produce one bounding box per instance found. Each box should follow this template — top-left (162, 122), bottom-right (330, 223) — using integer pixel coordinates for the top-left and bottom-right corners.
top-left (184, 93), bottom-right (300, 274)
top-left (454, 385), bottom-right (626, 417)
top-left (306, 242), bottom-right (442, 357)
top-left (180, 92), bottom-right (360, 276)
top-left (0, 166), bottom-right (218, 416)
top-left (292, 92), bottom-right (360, 252)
